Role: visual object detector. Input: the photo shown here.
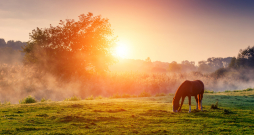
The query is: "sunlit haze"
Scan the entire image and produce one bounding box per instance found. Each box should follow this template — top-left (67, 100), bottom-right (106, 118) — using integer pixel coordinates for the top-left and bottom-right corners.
top-left (114, 41), bottom-right (129, 58)
top-left (1, 0), bottom-right (254, 63)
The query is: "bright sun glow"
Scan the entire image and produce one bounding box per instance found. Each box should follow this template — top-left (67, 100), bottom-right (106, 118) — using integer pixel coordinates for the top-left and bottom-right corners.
top-left (114, 41), bottom-right (129, 58)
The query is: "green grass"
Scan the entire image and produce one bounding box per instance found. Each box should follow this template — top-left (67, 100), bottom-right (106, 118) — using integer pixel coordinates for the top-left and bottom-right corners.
top-left (0, 90), bottom-right (254, 134)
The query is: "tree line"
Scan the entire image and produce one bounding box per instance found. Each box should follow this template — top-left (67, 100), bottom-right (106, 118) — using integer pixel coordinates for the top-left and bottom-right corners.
top-left (0, 39), bottom-right (26, 50)
top-left (0, 39), bottom-right (26, 64)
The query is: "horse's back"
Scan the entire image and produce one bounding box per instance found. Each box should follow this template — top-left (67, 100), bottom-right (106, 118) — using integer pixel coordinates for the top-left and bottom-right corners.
top-left (191, 80), bottom-right (204, 94)
top-left (175, 80), bottom-right (193, 96)
top-left (175, 80), bottom-right (204, 96)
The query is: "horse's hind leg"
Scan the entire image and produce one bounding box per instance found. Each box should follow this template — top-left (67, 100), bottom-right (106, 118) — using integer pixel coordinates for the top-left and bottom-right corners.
top-left (195, 95), bottom-right (198, 110)
top-left (198, 94), bottom-right (203, 111)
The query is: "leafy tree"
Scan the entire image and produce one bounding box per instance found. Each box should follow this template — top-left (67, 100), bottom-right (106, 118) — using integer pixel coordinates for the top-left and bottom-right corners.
top-left (181, 60), bottom-right (196, 72)
top-left (229, 46), bottom-right (254, 68)
top-left (22, 13), bottom-right (117, 79)
top-left (0, 38), bottom-right (6, 47)
top-left (168, 61), bottom-right (182, 72)
top-left (228, 57), bottom-right (236, 68)
top-left (145, 57), bottom-right (151, 63)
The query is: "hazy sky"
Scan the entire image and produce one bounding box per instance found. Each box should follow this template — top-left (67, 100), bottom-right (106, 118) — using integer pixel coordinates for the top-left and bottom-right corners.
top-left (1, 0), bottom-right (254, 64)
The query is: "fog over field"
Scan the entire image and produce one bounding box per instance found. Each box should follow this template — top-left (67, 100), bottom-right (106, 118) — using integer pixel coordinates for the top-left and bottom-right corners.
top-left (0, 42), bottom-right (254, 103)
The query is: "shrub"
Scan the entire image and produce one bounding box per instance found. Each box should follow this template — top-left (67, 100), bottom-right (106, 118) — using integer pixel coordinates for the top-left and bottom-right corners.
top-left (65, 96), bottom-right (81, 101)
top-left (211, 101), bottom-right (219, 109)
top-left (243, 88), bottom-right (253, 91)
top-left (19, 95), bottom-right (37, 104)
top-left (155, 93), bottom-right (166, 97)
top-left (122, 94), bottom-right (131, 98)
top-left (131, 95), bottom-right (137, 98)
top-left (85, 95), bottom-right (94, 100)
top-left (204, 90), bottom-right (214, 93)
top-left (168, 93), bottom-right (174, 96)
top-left (1, 101), bottom-right (11, 105)
top-left (41, 97), bottom-right (51, 102)
top-left (41, 98), bottom-right (46, 102)
top-left (96, 95), bottom-right (103, 99)
top-left (110, 93), bottom-right (121, 99)
top-left (223, 109), bottom-right (233, 114)
top-left (138, 91), bottom-right (151, 97)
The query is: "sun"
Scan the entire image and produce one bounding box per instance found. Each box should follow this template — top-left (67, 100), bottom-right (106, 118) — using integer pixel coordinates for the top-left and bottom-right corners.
top-left (114, 41), bottom-right (129, 58)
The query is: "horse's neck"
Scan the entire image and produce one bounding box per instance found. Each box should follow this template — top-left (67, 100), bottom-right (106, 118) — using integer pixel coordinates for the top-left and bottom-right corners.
top-left (173, 93), bottom-right (181, 102)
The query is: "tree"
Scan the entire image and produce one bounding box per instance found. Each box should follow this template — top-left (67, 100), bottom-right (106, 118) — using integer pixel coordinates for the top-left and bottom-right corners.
top-left (22, 13), bottom-right (117, 79)
top-left (145, 57), bottom-right (151, 63)
top-left (228, 57), bottom-right (236, 68)
top-left (168, 61), bottom-right (182, 72)
top-left (228, 46), bottom-right (254, 69)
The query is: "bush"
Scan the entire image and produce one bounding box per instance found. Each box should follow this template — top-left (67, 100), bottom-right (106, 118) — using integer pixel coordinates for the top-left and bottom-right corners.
top-left (204, 90), bottom-right (214, 93)
top-left (168, 93), bottom-right (174, 96)
top-left (223, 109), bottom-right (233, 114)
top-left (41, 98), bottom-right (46, 102)
top-left (211, 101), bottom-right (219, 109)
top-left (243, 88), bottom-right (253, 92)
top-left (41, 97), bottom-right (51, 102)
top-left (155, 93), bottom-right (166, 97)
top-left (65, 96), bottom-right (81, 101)
top-left (110, 93), bottom-right (122, 99)
top-left (19, 95), bottom-right (37, 104)
top-left (85, 95), bottom-right (94, 100)
top-left (96, 95), bottom-right (103, 100)
top-left (122, 94), bottom-right (131, 98)
top-left (1, 101), bottom-right (11, 105)
top-left (138, 91), bottom-right (151, 97)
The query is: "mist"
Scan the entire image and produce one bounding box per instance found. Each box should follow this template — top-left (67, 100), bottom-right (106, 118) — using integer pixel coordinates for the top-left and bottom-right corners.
top-left (0, 43), bottom-right (253, 104)
top-left (1, 61), bottom-right (254, 104)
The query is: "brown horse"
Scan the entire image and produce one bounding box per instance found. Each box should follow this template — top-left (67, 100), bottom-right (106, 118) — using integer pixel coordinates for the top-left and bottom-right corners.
top-left (172, 80), bottom-right (204, 113)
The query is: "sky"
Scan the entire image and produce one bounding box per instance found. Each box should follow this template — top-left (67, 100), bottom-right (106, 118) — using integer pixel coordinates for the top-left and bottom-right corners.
top-left (1, 0), bottom-right (254, 64)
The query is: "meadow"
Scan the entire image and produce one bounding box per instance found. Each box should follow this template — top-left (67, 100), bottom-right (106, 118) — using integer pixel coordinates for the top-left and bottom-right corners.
top-left (0, 89), bottom-right (254, 134)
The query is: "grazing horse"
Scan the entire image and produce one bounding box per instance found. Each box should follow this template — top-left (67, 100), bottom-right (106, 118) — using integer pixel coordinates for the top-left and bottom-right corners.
top-left (172, 80), bottom-right (204, 113)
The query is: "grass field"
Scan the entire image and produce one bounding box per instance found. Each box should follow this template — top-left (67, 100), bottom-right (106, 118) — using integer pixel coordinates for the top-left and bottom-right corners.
top-left (0, 89), bottom-right (254, 134)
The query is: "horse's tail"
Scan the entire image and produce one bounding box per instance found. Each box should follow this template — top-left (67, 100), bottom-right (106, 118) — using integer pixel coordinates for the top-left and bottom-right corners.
top-left (198, 94), bottom-right (203, 109)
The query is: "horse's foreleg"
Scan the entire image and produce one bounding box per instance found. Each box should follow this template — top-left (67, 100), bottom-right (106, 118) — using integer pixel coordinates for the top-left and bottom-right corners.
top-left (178, 96), bottom-right (185, 112)
top-left (194, 95), bottom-right (198, 110)
top-left (188, 96), bottom-right (191, 113)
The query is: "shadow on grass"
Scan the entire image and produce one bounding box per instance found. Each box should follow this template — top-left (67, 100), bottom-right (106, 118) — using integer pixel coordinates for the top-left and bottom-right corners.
top-left (93, 109), bottom-right (126, 113)
top-left (69, 104), bottom-right (84, 108)
top-left (59, 115), bottom-right (121, 123)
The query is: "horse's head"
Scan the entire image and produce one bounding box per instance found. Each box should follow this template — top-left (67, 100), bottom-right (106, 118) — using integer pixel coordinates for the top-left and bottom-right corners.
top-left (172, 98), bottom-right (179, 112)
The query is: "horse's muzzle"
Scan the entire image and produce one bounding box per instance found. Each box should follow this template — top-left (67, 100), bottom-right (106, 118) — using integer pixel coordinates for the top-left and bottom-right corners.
top-left (173, 109), bottom-right (178, 113)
